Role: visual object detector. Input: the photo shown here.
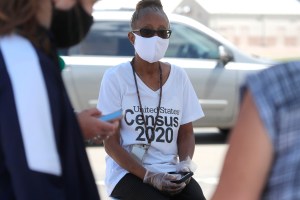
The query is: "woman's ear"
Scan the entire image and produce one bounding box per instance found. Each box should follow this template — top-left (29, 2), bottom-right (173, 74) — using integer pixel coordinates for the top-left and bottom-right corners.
top-left (128, 32), bottom-right (135, 46)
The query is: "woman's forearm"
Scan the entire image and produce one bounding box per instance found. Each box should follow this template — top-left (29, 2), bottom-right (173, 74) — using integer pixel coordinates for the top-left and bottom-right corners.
top-left (177, 123), bottom-right (195, 161)
top-left (104, 138), bottom-right (147, 179)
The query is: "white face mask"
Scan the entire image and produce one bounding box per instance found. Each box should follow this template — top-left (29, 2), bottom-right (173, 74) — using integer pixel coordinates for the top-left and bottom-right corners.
top-left (133, 33), bottom-right (169, 63)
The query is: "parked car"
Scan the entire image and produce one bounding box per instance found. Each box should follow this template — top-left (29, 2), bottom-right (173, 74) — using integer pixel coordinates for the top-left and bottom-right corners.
top-left (61, 9), bottom-right (275, 133)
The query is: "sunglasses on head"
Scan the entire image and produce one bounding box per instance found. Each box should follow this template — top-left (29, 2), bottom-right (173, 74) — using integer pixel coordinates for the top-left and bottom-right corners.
top-left (132, 28), bottom-right (172, 39)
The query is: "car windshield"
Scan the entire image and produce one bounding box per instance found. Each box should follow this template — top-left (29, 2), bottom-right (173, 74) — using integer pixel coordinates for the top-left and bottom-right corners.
top-left (68, 20), bottom-right (220, 60)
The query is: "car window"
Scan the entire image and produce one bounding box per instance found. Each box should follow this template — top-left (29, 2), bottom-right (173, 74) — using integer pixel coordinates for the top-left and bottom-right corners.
top-left (68, 21), bottom-right (134, 56)
top-left (68, 20), bottom-right (220, 60)
top-left (167, 23), bottom-right (220, 59)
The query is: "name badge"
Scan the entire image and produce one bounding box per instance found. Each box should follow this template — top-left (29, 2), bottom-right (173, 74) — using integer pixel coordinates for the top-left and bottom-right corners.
top-left (130, 144), bottom-right (150, 163)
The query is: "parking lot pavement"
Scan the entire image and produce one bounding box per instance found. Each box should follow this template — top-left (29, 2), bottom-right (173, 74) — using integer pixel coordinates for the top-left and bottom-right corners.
top-left (86, 143), bottom-right (228, 200)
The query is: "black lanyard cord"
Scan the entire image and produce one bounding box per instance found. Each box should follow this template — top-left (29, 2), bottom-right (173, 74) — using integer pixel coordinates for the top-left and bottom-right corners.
top-left (131, 58), bottom-right (162, 144)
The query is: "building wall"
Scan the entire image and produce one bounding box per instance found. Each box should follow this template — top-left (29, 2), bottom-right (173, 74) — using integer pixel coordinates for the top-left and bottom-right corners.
top-left (208, 14), bottom-right (300, 59)
top-left (176, 1), bottom-right (300, 60)
top-left (176, 0), bottom-right (210, 26)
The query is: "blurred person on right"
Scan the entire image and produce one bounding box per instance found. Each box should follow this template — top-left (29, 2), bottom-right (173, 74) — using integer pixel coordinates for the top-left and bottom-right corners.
top-left (211, 61), bottom-right (300, 200)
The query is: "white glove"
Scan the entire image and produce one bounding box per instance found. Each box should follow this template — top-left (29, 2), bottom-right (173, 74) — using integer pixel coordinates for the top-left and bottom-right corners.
top-left (176, 157), bottom-right (197, 184)
top-left (176, 156), bottom-right (197, 173)
top-left (143, 170), bottom-right (186, 195)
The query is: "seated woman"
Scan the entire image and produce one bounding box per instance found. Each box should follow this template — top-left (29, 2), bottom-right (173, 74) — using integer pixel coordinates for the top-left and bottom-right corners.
top-left (97, 0), bottom-right (206, 199)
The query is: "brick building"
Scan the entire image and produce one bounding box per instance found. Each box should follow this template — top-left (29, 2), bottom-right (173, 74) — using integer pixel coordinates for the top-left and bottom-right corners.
top-left (173, 0), bottom-right (300, 59)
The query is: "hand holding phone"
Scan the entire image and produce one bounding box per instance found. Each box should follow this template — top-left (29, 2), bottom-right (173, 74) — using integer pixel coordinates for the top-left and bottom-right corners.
top-left (169, 172), bottom-right (194, 184)
top-left (98, 109), bottom-right (122, 122)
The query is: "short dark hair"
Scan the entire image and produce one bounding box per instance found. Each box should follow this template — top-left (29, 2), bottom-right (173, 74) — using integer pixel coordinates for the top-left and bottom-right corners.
top-left (130, 0), bottom-right (169, 29)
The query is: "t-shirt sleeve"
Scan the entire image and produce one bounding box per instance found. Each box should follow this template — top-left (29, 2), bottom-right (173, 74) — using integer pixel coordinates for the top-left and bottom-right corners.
top-left (245, 62), bottom-right (300, 147)
top-left (244, 70), bottom-right (277, 145)
top-left (180, 68), bottom-right (204, 125)
top-left (97, 68), bottom-right (122, 114)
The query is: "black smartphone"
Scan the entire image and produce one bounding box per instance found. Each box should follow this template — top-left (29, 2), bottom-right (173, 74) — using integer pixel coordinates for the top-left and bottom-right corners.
top-left (169, 172), bottom-right (194, 184)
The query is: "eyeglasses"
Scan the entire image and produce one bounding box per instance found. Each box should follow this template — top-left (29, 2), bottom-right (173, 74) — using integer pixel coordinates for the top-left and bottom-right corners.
top-left (132, 28), bottom-right (172, 39)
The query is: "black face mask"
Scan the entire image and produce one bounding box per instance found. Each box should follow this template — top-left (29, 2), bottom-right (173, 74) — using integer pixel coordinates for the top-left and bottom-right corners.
top-left (50, 3), bottom-right (93, 48)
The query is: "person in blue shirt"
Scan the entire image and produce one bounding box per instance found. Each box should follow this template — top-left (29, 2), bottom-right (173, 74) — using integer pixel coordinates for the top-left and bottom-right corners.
top-left (0, 0), bottom-right (119, 199)
top-left (211, 61), bottom-right (300, 200)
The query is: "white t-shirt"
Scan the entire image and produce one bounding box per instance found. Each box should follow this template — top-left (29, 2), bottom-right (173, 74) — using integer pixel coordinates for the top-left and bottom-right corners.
top-left (97, 61), bottom-right (204, 195)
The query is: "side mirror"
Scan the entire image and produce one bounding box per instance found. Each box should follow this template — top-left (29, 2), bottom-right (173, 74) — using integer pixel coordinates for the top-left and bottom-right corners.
top-left (217, 45), bottom-right (233, 67)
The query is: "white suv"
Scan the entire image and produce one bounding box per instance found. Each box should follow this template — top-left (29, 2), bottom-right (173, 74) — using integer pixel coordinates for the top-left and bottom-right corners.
top-left (61, 9), bottom-right (275, 132)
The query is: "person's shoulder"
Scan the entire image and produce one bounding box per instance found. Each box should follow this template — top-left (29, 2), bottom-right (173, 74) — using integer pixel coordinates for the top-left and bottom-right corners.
top-left (105, 61), bottom-right (132, 76)
top-left (273, 60), bottom-right (300, 68)
top-left (167, 63), bottom-right (190, 82)
top-left (257, 61), bottom-right (300, 82)
top-left (268, 60), bottom-right (300, 71)
top-left (164, 63), bottom-right (185, 74)
top-left (272, 60), bottom-right (300, 92)
top-left (167, 63), bottom-right (183, 70)
top-left (255, 61), bottom-right (300, 103)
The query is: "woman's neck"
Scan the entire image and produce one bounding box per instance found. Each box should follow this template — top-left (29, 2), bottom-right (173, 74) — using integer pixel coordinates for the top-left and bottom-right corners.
top-left (133, 57), bottom-right (160, 76)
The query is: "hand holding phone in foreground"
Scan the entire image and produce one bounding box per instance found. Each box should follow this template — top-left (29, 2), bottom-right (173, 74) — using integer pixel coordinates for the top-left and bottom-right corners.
top-left (98, 109), bottom-right (123, 122)
top-left (77, 108), bottom-right (121, 144)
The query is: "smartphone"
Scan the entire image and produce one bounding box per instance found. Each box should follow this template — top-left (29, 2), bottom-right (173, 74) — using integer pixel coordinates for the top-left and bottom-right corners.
top-left (98, 109), bottom-right (123, 122)
top-left (170, 172), bottom-right (194, 184)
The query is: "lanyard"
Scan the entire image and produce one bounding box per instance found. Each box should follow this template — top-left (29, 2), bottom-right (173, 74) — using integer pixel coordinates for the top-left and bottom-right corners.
top-left (131, 58), bottom-right (162, 144)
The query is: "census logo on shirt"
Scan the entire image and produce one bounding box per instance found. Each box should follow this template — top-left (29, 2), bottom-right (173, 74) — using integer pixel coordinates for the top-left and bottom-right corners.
top-left (123, 106), bottom-right (180, 143)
